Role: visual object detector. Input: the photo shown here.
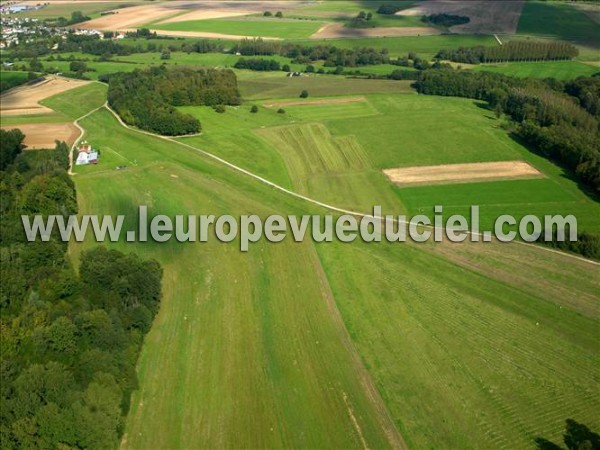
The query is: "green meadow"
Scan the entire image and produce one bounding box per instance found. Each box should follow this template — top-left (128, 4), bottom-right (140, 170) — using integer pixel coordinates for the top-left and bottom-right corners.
top-left (4, 45), bottom-right (598, 449)
top-left (472, 61), bottom-right (600, 80)
top-left (153, 17), bottom-right (326, 39)
top-left (517, 1), bottom-right (600, 45)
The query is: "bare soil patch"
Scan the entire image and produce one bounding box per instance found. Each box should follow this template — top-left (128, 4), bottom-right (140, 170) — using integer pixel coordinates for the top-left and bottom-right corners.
top-left (264, 96), bottom-right (367, 108)
top-left (396, 0), bottom-right (525, 34)
top-left (1, 123), bottom-right (80, 149)
top-left (78, 4), bottom-right (183, 30)
top-left (311, 22), bottom-right (439, 39)
top-left (0, 77), bottom-right (89, 116)
top-left (157, 9), bottom-right (254, 24)
top-left (383, 161), bottom-right (543, 186)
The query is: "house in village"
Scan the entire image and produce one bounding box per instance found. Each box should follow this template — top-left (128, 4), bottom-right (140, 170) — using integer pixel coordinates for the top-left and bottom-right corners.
top-left (75, 142), bottom-right (99, 165)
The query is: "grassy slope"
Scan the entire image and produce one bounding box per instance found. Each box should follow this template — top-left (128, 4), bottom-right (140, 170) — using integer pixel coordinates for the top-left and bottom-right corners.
top-left (472, 61), bottom-right (599, 80)
top-left (20, 73), bottom-right (599, 450)
top-left (0, 71), bottom-right (30, 93)
top-left (153, 18), bottom-right (326, 39)
top-left (41, 85), bottom-right (401, 449)
top-left (14, 1), bottom-right (137, 19)
top-left (517, 1), bottom-right (600, 45)
top-left (317, 238), bottom-right (600, 449)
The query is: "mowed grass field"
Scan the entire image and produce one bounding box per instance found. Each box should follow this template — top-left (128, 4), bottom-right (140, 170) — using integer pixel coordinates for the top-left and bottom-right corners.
top-left (14, 1), bottom-right (138, 19)
top-left (152, 17), bottom-right (326, 39)
top-left (472, 61), bottom-right (600, 80)
top-left (517, 1), bottom-right (600, 45)
top-left (11, 70), bottom-right (598, 449)
top-left (40, 84), bottom-right (404, 449)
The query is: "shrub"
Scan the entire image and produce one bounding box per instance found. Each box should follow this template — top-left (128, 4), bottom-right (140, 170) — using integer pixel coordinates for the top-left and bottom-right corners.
top-left (214, 104), bottom-right (226, 113)
top-left (299, 90), bottom-right (309, 98)
top-left (277, 108), bottom-right (286, 114)
top-left (250, 105), bottom-right (259, 113)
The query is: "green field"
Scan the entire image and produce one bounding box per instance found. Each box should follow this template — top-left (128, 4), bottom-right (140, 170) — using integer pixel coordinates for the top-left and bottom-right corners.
top-left (517, 1), bottom-right (600, 45)
top-left (153, 17), bottom-right (326, 39)
top-left (472, 61), bottom-right (600, 80)
top-left (6, 61), bottom-right (599, 449)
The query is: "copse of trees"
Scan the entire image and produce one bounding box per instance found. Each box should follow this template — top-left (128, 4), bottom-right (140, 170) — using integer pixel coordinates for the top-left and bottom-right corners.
top-left (107, 66), bottom-right (241, 136)
top-left (436, 40), bottom-right (579, 64)
top-left (565, 76), bottom-right (600, 117)
top-left (422, 13), bottom-right (470, 28)
top-left (231, 39), bottom-right (390, 68)
top-left (234, 57), bottom-right (281, 71)
top-left (0, 129), bottom-right (25, 170)
top-left (0, 131), bottom-right (164, 448)
top-left (377, 4), bottom-right (402, 14)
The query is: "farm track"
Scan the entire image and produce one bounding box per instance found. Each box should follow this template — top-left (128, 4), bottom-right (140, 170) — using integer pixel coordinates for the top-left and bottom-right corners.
top-left (87, 103), bottom-right (600, 267)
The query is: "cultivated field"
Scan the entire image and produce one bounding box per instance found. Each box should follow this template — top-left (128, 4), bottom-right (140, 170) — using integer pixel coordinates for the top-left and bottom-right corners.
top-left (472, 61), bottom-right (600, 80)
top-left (153, 17), bottom-right (325, 39)
top-left (383, 161), bottom-right (543, 186)
top-left (0, 77), bottom-right (89, 116)
top-left (397, 0), bottom-right (525, 34)
top-left (1, 122), bottom-right (79, 149)
top-left (310, 23), bottom-right (440, 39)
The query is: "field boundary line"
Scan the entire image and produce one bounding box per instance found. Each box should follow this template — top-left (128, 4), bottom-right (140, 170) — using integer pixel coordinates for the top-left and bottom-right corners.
top-left (98, 103), bottom-right (600, 267)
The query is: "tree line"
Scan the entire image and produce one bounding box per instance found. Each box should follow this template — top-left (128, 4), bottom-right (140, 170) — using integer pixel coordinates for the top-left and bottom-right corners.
top-left (0, 129), bottom-right (164, 448)
top-left (437, 40), bottom-right (579, 64)
top-left (422, 13), bottom-right (470, 28)
top-left (107, 66), bottom-right (241, 136)
top-left (232, 39), bottom-right (391, 68)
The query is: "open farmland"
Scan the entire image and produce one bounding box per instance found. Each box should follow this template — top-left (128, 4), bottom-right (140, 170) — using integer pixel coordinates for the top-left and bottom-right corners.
top-left (397, 0), bottom-right (525, 34)
top-left (0, 77), bottom-right (89, 115)
top-left (0, 122), bottom-right (79, 149)
top-left (517, 1), bottom-right (600, 45)
top-left (2, 2), bottom-right (599, 448)
top-left (383, 161), bottom-right (543, 186)
top-left (59, 79), bottom-right (599, 449)
top-left (472, 61), bottom-right (600, 80)
top-left (152, 17), bottom-right (326, 39)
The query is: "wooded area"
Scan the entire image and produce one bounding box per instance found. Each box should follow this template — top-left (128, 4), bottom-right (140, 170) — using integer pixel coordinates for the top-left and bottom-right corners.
top-left (107, 66), bottom-right (241, 135)
top-left (0, 130), bottom-right (163, 448)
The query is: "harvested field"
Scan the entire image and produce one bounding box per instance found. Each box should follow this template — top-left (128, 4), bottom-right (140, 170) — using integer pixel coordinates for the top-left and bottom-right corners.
top-left (264, 96), bottom-right (366, 108)
top-left (311, 23), bottom-right (439, 39)
top-left (79, 1), bottom-right (314, 30)
top-left (383, 161), bottom-right (543, 186)
top-left (1, 123), bottom-right (80, 149)
top-left (78, 4), bottom-right (183, 30)
top-left (0, 77), bottom-right (89, 116)
top-left (397, 0), bottom-right (525, 34)
top-left (157, 10), bottom-right (254, 24)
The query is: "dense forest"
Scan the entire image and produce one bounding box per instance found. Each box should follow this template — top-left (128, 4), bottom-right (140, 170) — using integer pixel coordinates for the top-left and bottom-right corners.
top-left (0, 130), bottom-right (163, 448)
top-left (107, 66), bottom-right (241, 135)
top-left (414, 70), bottom-right (600, 257)
top-left (437, 40), bottom-right (579, 64)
